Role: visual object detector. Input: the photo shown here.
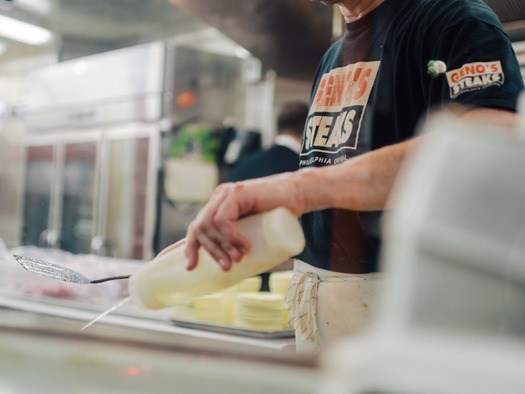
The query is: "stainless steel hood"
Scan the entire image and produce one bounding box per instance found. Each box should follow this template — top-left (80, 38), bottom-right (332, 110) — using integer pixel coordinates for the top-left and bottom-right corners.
top-left (51, 0), bottom-right (525, 76)
top-left (0, 0), bottom-right (332, 81)
top-left (168, 0), bottom-right (334, 81)
top-left (169, 0), bottom-right (525, 79)
top-left (2, 0), bottom-right (522, 81)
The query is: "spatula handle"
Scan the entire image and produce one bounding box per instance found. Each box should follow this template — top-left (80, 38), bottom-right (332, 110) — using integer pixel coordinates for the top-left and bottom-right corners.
top-left (89, 275), bottom-right (131, 284)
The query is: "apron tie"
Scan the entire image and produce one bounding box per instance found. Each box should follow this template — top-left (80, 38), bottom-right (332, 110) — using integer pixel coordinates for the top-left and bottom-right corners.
top-left (285, 271), bottom-right (320, 343)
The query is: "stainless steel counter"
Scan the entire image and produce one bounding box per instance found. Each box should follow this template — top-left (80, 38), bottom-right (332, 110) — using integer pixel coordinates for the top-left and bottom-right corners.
top-left (0, 297), bottom-right (319, 394)
top-left (0, 295), bottom-right (296, 353)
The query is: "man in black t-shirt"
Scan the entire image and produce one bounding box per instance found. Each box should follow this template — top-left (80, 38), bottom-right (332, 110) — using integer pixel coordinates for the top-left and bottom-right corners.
top-left (176, 0), bottom-right (524, 352)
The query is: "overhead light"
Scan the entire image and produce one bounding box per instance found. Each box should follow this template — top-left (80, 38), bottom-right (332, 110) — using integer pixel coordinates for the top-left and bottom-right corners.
top-left (0, 14), bottom-right (52, 45)
top-left (14, 0), bottom-right (52, 16)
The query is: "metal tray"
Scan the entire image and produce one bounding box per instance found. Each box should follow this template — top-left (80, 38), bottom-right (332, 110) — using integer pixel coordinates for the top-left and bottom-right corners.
top-left (170, 319), bottom-right (295, 339)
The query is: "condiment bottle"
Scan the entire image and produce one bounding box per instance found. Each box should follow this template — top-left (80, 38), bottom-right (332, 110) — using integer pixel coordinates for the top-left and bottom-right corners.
top-left (128, 207), bottom-right (305, 309)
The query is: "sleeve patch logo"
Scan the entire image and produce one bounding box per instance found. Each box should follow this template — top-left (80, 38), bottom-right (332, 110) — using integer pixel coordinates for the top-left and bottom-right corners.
top-left (446, 61), bottom-right (504, 99)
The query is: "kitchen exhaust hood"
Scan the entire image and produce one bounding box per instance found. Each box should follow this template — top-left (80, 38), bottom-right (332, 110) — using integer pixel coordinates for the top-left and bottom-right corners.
top-left (168, 0), bottom-right (334, 81)
top-left (2, 0), bottom-right (522, 81)
top-left (169, 0), bottom-right (524, 79)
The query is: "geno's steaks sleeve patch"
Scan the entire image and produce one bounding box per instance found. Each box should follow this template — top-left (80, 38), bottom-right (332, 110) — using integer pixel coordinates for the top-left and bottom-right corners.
top-left (446, 61), bottom-right (504, 99)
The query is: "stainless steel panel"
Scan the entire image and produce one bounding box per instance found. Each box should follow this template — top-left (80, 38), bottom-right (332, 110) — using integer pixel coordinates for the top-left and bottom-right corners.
top-left (22, 131), bottom-right (102, 251)
top-left (21, 124), bottom-right (160, 260)
top-left (166, 44), bottom-right (248, 126)
top-left (0, 111), bottom-right (26, 248)
top-left (102, 128), bottom-right (156, 260)
top-left (25, 94), bottom-right (164, 130)
top-left (22, 144), bottom-right (54, 248)
top-left (60, 141), bottom-right (98, 254)
top-left (26, 42), bottom-right (166, 112)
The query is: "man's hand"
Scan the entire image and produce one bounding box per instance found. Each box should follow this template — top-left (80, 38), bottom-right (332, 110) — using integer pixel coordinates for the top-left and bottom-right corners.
top-left (184, 173), bottom-right (308, 271)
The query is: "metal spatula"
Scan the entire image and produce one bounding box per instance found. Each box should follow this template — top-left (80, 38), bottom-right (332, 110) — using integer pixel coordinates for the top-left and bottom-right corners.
top-left (13, 254), bottom-right (131, 284)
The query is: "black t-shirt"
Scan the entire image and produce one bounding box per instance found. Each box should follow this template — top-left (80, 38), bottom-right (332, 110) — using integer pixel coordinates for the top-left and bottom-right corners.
top-left (298, 0), bottom-right (524, 274)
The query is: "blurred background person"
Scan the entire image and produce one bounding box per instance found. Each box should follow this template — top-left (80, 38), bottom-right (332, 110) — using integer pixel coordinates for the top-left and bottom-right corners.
top-left (228, 101), bottom-right (308, 182)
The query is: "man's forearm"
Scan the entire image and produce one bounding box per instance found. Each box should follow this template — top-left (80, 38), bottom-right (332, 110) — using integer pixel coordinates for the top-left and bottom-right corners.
top-left (293, 108), bottom-right (519, 214)
top-left (291, 137), bottom-right (421, 213)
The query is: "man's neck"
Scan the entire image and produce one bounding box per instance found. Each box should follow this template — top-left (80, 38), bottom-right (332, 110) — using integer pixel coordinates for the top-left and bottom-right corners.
top-left (338, 0), bottom-right (385, 23)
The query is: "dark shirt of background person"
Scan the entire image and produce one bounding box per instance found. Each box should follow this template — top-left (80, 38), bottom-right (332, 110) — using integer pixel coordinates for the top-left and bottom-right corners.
top-left (228, 101), bottom-right (309, 182)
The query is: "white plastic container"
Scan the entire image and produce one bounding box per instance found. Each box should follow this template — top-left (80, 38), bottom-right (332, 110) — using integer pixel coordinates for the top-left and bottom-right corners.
top-left (128, 207), bottom-right (305, 309)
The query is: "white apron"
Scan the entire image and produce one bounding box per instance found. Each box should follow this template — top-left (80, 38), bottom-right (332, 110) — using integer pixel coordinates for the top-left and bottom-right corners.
top-left (286, 260), bottom-right (385, 353)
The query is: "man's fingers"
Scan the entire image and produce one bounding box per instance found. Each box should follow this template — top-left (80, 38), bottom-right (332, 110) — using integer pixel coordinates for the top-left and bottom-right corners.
top-left (184, 235), bottom-right (200, 271)
top-left (222, 242), bottom-right (244, 263)
top-left (211, 216), bottom-right (251, 258)
top-left (195, 234), bottom-right (233, 271)
top-left (183, 182), bottom-right (255, 270)
top-left (185, 222), bottom-right (234, 271)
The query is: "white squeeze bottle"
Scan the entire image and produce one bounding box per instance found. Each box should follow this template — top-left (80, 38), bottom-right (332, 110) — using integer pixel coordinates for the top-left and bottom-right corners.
top-left (128, 207), bottom-right (305, 310)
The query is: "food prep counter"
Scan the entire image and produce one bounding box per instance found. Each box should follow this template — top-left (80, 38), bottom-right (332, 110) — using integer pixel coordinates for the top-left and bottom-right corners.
top-left (0, 298), bottom-right (319, 394)
top-left (0, 295), bottom-right (296, 353)
top-left (0, 246), bottom-right (321, 393)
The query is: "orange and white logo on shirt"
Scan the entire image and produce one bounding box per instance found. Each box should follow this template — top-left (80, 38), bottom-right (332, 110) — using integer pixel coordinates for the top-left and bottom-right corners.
top-left (446, 61), bottom-right (504, 99)
top-left (301, 61), bottom-right (380, 161)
